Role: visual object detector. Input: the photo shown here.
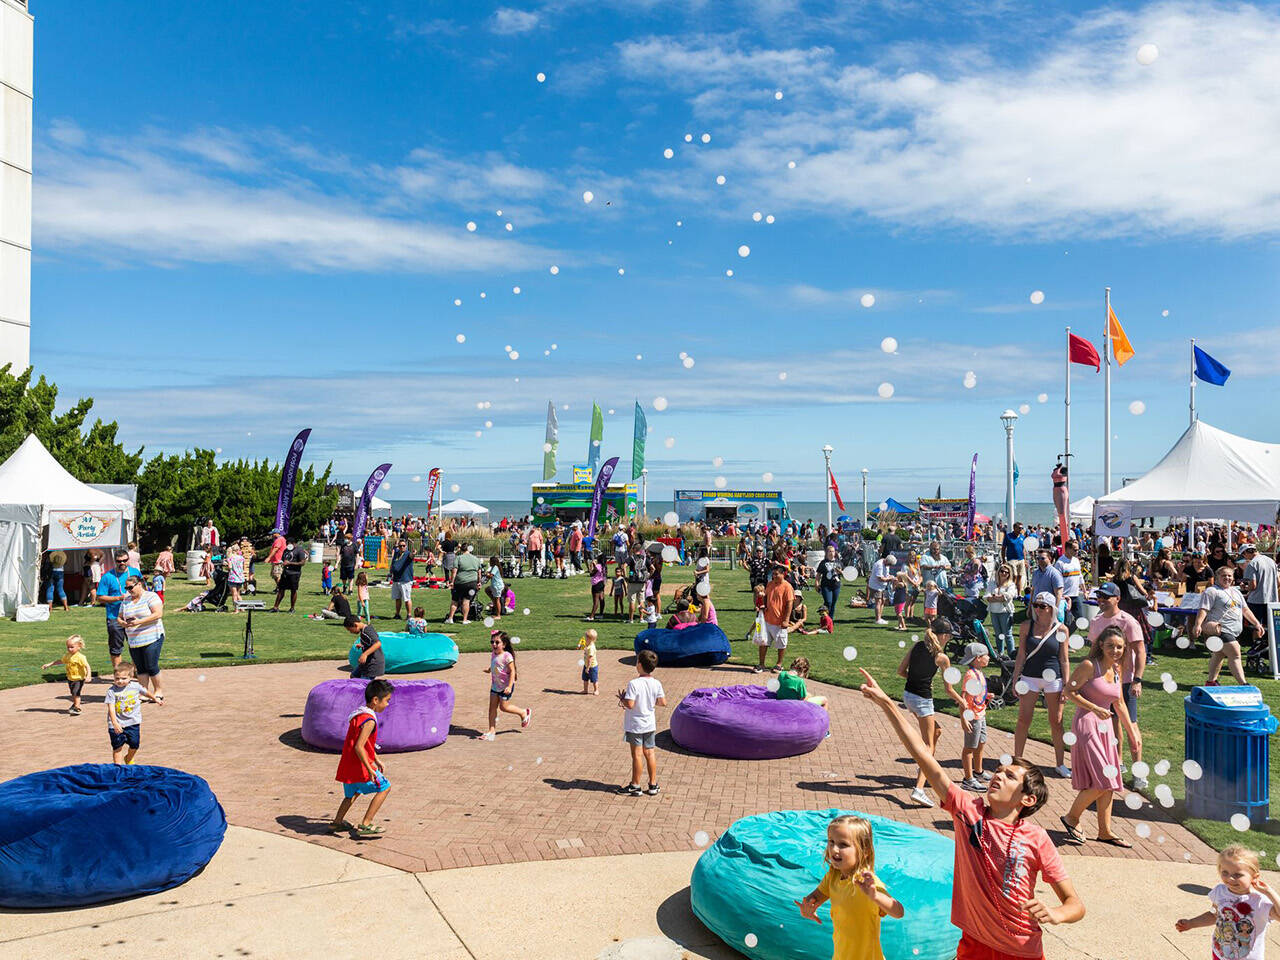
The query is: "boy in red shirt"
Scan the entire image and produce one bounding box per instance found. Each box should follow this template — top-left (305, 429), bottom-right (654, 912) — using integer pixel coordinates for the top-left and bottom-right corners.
top-left (330, 678), bottom-right (393, 837)
top-left (857, 667), bottom-right (1084, 959)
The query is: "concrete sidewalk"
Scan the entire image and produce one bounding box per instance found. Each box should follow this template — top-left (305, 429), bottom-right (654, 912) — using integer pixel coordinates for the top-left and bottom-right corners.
top-left (4, 826), bottom-right (1274, 959)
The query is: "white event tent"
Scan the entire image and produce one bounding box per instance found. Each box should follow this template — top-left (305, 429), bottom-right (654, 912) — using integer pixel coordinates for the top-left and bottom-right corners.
top-left (1095, 421), bottom-right (1280, 524)
top-left (438, 498), bottom-right (490, 520)
top-left (354, 492), bottom-right (392, 516)
top-left (0, 435), bottom-right (136, 616)
top-left (1069, 496), bottom-right (1095, 522)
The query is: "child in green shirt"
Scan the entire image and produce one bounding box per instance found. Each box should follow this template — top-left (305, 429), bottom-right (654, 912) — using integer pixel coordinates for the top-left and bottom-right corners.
top-left (775, 657), bottom-right (827, 709)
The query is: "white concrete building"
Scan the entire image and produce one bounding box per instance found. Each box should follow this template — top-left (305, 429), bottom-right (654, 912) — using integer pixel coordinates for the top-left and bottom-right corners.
top-left (0, 0), bottom-right (32, 372)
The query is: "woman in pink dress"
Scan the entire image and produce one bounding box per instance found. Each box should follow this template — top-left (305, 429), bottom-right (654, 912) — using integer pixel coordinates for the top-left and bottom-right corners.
top-left (1059, 625), bottom-right (1142, 847)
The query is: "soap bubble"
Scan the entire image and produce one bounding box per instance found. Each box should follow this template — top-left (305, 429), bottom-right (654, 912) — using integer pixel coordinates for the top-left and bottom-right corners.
top-left (511, 636), bottom-right (521, 645)
top-left (682, 356), bottom-right (694, 369)
top-left (716, 175), bottom-right (726, 185)
top-left (1123, 792), bottom-right (1143, 810)
top-left (725, 270), bottom-right (735, 278)
top-left (697, 558), bottom-right (709, 569)
top-left (843, 646), bottom-right (858, 661)
top-left (1136, 43), bottom-right (1159, 65)
top-left (1129, 400), bottom-right (1146, 416)
top-left (430, 726), bottom-right (437, 733)
top-left (788, 160), bottom-right (796, 169)
top-left (899, 640), bottom-right (906, 647)
top-left (701, 133), bottom-right (711, 143)
top-left (877, 382), bottom-right (894, 398)
top-left (766, 678), bottom-right (781, 693)
top-left (505, 222), bottom-right (513, 232)
top-left (1102, 764), bottom-right (1118, 779)
top-left (841, 565), bottom-right (858, 581)
top-left (1019, 404), bottom-right (1030, 414)
top-left (618, 268), bottom-right (625, 276)
top-left (766, 214), bottom-right (775, 223)
top-left (777, 371), bottom-right (786, 380)
top-left (753, 211), bottom-right (763, 222)
top-left (543, 442), bottom-right (552, 453)
top-left (456, 333), bottom-right (466, 343)
top-left (1063, 731), bottom-right (1077, 746)
top-left (965, 677), bottom-right (984, 696)
top-left (1014, 680), bottom-right (1030, 696)
top-left (511, 290), bottom-right (520, 299)
top-left (549, 265), bottom-right (559, 275)
top-left (744, 934), bottom-right (758, 948)
top-left (684, 134), bottom-right (693, 142)
top-left (1136, 823), bottom-right (1152, 838)
top-left (484, 617), bottom-right (494, 628)
top-left (664, 437), bottom-right (675, 449)
top-left (1146, 611), bottom-right (1164, 628)
top-left (653, 396), bottom-right (668, 411)
top-left (663, 148), bottom-right (674, 159)
top-left (198, 674), bottom-right (206, 682)
top-left (962, 709), bottom-right (975, 722)
top-left (1176, 635), bottom-right (1191, 649)
top-left (661, 545), bottom-right (679, 562)
top-left (1206, 636), bottom-right (1224, 652)
top-left (712, 456), bottom-right (723, 467)
top-left (762, 472), bottom-right (773, 483)
top-left (536, 71), bottom-right (546, 82)
top-left (450, 483), bottom-right (460, 493)
top-left (1162, 309), bottom-right (1170, 317)
top-left (881, 337), bottom-right (898, 354)
top-left (484, 420), bottom-right (492, 428)
top-left (943, 667), bottom-right (962, 684)
top-left (999, 754), bottom-right (1013, 766)
top-left (963, 372), bottom-right (977, 389)
top-left (694, 831), bottom-right (710, 847)
top-left (714, 476), bottom-right (727, 488)
top-left (1030, 290), bottom-right (1045, 304)
top-left (523, 608), bottom-right (531, 615)
top-left (696, 580), bottom-right (711, 596)
top-left (663, 511), bottom-right (680, 526)
top-left (860, 293), bottom-right (875, 308)
top-left (1154, 759), bottom-right (1170, 776)
top-left (1024, 536), bottom-right (1040, 552)
top-left (1183, 760), bottom-right (1203, 780)
top-left (582, 190), bottom-right (594, 203)
top-left (1041, 668), bottom-right (1057, 682)
top-left (738, 244), bottom-right (750, 258)
top-left (1231, 813), bottom-right (1251, 832)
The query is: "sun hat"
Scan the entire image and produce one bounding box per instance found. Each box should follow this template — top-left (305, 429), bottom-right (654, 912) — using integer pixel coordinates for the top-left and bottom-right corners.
top-left (961, 642), bottom-right (989, 665)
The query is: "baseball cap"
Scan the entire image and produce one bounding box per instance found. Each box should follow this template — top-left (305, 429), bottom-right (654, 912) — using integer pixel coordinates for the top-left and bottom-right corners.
top-left (961, 642), bottom-right (989, 665)
top-left (930, 616), bottom-right (956, 636)
top-left (1240, 544), bottom-right (1258, 558)
top-left (1096, 582), bottom-right (1121, 598)
top-left (1033, 591), bottom-right (1058, 607)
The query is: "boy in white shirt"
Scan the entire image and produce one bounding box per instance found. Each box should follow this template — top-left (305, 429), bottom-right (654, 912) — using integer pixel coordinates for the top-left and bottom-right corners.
top-left (617, 649), bottom-right (666, 797)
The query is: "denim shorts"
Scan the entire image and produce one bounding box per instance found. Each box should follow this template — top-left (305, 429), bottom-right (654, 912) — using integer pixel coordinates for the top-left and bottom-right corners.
top-left (492, 683), bottom-right (515, 701)
top-left (128, 636), bottom-right (163, 676)
top-left (624, 730), bottom-right (656, 748)
top-left (342, 771), bottom-right (390, 798)
top-left (582, 666), bottom-right (599, 683)
top-left (109, 725), bottom-right (141, 750)
top-left (902, 691), bottom-right (935, 718)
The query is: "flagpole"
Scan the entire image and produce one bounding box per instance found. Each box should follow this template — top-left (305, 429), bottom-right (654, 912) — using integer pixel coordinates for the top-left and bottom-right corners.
top-left (1103, 287), bottom-right (1112, 495)
top-left (1189, 338), bottom-right (1197, 426)
top-left (1064, 326), bottom-right (1071, 464)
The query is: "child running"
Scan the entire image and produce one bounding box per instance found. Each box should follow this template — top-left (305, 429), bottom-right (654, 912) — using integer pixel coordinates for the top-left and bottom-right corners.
top-left (857, 667), bottom-right (1084, 958)
top-left (480, 631), bottom-right (531, 740)
top-left (578, 628), bottom-right (599, 695)
top-left (330, 678), bottom-right (393, 837)
top-left (796, 814), bottom-right (905, 959)
top-left (617, 648), bottom-right (666, 796)
top-left (105, 663), bottom-right (162, 764)
top-left (959, 643), bottom-right (992, 791)
top-left (1175, 845), bottom-right (1279, 955)
top-left (42, 634), bottom-right (90, 715)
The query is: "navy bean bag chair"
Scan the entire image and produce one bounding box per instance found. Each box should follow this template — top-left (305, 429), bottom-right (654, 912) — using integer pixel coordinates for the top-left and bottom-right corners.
top-left (691, 809), bottom-right (960, 960)
top-left (670, 685), bottom-right (828, 759)
top-left (348, 631), bottom-right (457, 674)
top-left (0, 764), bottom-right (226, 908)
top-left (634, 623), bottom-right (731, 667)
top-left (302, 677), bottom-right (454, 752)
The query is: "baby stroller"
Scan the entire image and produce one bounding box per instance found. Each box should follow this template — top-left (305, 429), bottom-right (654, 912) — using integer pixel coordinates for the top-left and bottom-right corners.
top-left (1245, 628), bottom-right (1272, 676)
top-left (183, 564), bottom-right (231, 612)
top-left (935, 593), bottom-right (1017, 710)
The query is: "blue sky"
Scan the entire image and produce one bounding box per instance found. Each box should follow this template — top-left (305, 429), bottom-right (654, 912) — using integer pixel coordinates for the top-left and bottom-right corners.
top-left (27, 0), bottom-right (1280, 507)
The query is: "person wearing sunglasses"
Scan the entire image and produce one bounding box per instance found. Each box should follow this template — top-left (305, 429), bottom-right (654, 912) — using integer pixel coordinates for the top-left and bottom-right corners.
top-left (1011, 592), bottom-right (1071, 778)
top-left (96, 550), bottom-right (141, 671)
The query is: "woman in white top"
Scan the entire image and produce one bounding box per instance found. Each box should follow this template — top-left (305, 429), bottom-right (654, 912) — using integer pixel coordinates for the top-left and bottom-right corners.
top-left (1011, 592), bottom-right (1072, 777)
top-left (121, 574), bottom-right (166, 700)
top-left (227, 542), bottom-right (245, 609)
top-left (985, 563), bottom-right (1019, 657)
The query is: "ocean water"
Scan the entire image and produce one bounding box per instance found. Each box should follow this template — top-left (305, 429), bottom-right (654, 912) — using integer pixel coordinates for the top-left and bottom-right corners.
top-left (386, 498), bottom-right (1059, 526)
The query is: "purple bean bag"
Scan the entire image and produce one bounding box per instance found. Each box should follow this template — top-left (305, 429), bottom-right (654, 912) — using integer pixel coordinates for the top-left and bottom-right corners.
top-left (301, 678), bottom-right (454, 753)
top-left (670, 685), bottom-right (829, 760)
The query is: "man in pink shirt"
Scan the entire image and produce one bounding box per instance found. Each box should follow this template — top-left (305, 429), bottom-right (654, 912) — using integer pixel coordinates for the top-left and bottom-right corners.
top-left (266, 531), bottom-right (287, 587)
top-left (1089, 582), bottom-right (1146, 788)
top-left (525, 526), bottom-right (544, 577)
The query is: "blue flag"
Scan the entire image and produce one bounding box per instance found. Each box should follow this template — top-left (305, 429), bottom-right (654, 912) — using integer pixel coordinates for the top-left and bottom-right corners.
top-left (1193, 345), bottom-right (1231, 386)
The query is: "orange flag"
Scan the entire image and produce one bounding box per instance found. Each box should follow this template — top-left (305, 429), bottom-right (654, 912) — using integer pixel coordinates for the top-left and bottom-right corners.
top-left (1109, 306), bottom-right (1134, 366)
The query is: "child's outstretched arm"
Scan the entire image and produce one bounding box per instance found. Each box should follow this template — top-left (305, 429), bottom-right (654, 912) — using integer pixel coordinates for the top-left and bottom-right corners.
top-left (857, 668), bottom-right (951, 799)
top-left (1024, 878), bottom-right (1084, 927)
top-left (1173, 909), bottom-right (1215, 932)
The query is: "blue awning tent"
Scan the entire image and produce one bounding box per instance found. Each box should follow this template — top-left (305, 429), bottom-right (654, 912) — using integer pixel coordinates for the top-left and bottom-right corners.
top-left (870, 497), bottom-right (915, 515)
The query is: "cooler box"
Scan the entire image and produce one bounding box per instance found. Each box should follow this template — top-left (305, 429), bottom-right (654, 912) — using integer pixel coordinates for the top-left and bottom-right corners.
top-left (1185, 685), bottom-right (1276, 825)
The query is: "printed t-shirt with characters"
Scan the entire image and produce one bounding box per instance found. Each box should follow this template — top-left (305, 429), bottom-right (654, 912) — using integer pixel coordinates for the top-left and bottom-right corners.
top-left (104, 681), bottom-right (147, 727)
top-left (1210, 883), bottom-right (1272, 960)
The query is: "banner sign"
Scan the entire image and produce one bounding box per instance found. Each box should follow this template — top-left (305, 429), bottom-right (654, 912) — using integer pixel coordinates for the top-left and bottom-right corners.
top-left (587, 402), bottom-right (604, 472)
top-left (274, 428), bottom-right (311, 536)
top-left (917, 498), bottom-right (970, 519)
top-left (48, 510), bottom-right (124, 549)
top-left (1092, 501), bottom-right (1132, 538)
top-left (425, 468), bottom-right (440, 520)
top-left (542, 402), bottom-right (559, 481)
top-left (588, 457), bottom-right (619, 536)
top-left (632, 402), bottom-right (647, 480)
top-left (965, 454), bottom-right (978, 540)
top-left (353, 463), bottom-right (392, 539)
top-left (572, 465), bottom-right (593, 485)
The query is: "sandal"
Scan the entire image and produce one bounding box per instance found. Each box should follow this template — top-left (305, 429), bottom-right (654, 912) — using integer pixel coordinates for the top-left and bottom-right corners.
top-left (1096, 835), bottom-right (1132, 848)
top-left (329, 820), bottom-right (355, 834)
top-left (1059, 816), bottom-right (1086, 845)
top-left (522, 708), bottom-right (533, 728)
top-left (355, 824), bottom-right (385, 836)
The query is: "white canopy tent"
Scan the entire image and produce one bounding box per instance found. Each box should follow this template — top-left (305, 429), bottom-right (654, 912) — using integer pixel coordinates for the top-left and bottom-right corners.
top-left (1069, 496), bottom-right (1095, 522)
top-left (1095, 420), bottom-right (1280, 524)
top-left (438, 498), bottom-right (490, 520)
top-left (354, 492), bottom-right (392, 516)
top-left (0, 435), bottom-right (136, 616)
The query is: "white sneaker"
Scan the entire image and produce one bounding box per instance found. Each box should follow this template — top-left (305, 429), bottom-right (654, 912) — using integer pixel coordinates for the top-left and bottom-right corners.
top-left (909, 787), bottom-right (934, 807)
top-left (1056, 764), bottom-right (1071, 778)
top-left (1133, 776), bottom-right (1150, 790)
top-left (978, 771), bottom-right (993, 783)
top-left (961, 777), bottom-right (984, 792)
top-left (875, 619), bottom-right (889, 625)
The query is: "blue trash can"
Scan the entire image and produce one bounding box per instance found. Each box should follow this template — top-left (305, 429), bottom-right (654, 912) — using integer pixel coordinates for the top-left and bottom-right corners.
top-left (1184, 685), bottom-right (1277, 825)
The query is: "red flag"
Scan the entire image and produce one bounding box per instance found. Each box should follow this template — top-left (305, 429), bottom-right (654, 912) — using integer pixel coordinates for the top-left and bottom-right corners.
top-left (828, 469), bottom-right (846, 511)
top-left (1069, 333), bottom-right (1100, 370)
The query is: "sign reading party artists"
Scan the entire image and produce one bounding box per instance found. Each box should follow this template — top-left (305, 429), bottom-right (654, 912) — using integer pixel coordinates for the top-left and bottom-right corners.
top-left (274, 428), bottom-right (311, 536)
top-left (587, 456), bottom-right (619, 536)
top-left (353, 463), bottom-right (392, 539)
top-left (48, 510), bottom-right (123, 549)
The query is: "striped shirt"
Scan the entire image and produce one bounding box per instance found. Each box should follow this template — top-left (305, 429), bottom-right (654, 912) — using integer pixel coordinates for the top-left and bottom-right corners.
top-left (121, 591), bottom-right (164, 647)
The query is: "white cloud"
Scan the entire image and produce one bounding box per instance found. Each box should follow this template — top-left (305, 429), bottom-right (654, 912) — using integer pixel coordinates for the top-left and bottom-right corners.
top-left (617, 3), bottom-right (1280, 239)
top-left (490, 7), bottom-right (541, 34)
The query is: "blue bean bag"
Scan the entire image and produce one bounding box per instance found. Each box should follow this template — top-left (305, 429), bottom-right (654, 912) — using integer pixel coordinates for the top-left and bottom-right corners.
top-left (671, 685), bottom-right (828, 759)
top-left (302, 677), bottom-right (454, 752)
top-left (634, 623), bottom-right (731, 667)
top-left (0, 764), bottom-right (226, 908)
top-left (348, 631), bottom-right (458, 674)
top-left (691, 809), bottom-right (960, 960)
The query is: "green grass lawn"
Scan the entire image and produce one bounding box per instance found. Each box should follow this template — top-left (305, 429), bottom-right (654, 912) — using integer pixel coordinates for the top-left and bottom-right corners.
top-left (4, 561), bottom-right (1278, 860)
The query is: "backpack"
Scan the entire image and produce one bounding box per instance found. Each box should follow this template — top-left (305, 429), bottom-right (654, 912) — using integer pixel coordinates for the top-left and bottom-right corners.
top-left (627, 556), bottom-right (648, 583)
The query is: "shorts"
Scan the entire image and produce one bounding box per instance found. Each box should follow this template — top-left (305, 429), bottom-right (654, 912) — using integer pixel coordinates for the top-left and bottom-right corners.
top-left (582, 666), bottom-right (599, 683)
top-left (109, 725), bottom-right (141, 750)
top-left (271, 562), bottom-right (283, 580)
top-left (626, 581), bottom-right (646, 599)
top-left (278, 573), bottom-right (301, 592)
top-left (342, 771), bottom-right (390, 799)
top-left (964, 715), bottom-right (988, 750)
top-left (1018, 676), bottom-right (1063, 695)
top-left (67, 679), bottom-right (84, 698)
top-left (391, 581), bottom-right (413, 601)
top-left (924, 607), bottom-right (937, 618)
top-left (624, 730), bottom-right (656, 749)
top-left (956, 933), bottom-right (1041, 960)
top-left (452, 581), bottom-right (477, 604)
top-left (903, 691), bottom-right (935, 718)
top-left (107, 620), bottom-right (128, 657)
top-left (1121, 680), bottom-right (1140, 722)
top-left (491, 683), bottom-right (516, 701)
top-left (758, 622), bottom-right (788, 650)
top-left (591, 582), bottom-right (605, 595)
top-left (128, 636), bottom-right (163, 676)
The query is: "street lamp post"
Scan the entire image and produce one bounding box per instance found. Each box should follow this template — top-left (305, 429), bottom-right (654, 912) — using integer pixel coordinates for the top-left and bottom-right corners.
top-left (821, 444), bottom-right (834, 531)
top-left (640, 468), bottom-right (648, 520)
top-left (1000, 409), bottom-right (1018, 527)
top-left (860, 468), bottom-right (869, 527)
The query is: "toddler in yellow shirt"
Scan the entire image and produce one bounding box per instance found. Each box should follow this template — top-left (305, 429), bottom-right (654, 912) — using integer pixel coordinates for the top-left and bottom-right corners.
top-left (42, 634), bottom-right (90, 715)
top-left (578, 628), bottom-right (599, 695)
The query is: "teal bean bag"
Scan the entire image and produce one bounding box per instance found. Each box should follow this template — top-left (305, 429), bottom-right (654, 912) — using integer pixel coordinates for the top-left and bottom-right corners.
top-left (691, 809), bottom-right (960, 960)
top-left (348, 631), bottom-right (458, 674)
